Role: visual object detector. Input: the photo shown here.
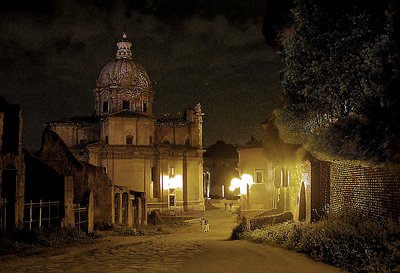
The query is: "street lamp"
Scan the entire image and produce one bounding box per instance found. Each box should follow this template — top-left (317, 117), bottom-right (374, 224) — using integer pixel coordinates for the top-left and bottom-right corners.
top-left (229, 174), bottom-right (253, 210)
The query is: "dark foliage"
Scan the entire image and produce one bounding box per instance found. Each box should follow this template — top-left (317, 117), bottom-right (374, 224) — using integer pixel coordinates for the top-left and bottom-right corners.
top-left (243, 215), bottom-right (400, 273)
top-left (204, 140), bottom-right (238, 160)
top-left (250, 211), bottom-right (293, 230)
top-left (230, 217), bottom-right (248, 240)
top-left (277, 0), bottom-right (400, 163)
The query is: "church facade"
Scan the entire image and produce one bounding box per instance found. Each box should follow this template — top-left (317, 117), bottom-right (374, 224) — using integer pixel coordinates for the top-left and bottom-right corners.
top-left (47, 34), bottom-right (205, 224)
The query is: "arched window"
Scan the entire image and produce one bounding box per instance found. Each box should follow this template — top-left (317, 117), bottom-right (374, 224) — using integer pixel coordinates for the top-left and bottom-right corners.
top-left (103, 101), bottom-right (109, 113)
top-left (143, 101), bottom-right (148, 113)
top-left (126, 135), bottom-right (134, 145)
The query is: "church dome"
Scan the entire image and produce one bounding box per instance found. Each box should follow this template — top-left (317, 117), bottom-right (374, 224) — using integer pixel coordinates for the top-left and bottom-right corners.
top-left (93, 34), bottom-right (154, 116)
top-left (96, 34), bottom-right (152, 92)
top-left (97, 59), bottom-right (152, 90)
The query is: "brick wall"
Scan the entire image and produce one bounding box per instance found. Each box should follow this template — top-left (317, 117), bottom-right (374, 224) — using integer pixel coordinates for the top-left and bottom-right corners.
top-left (330, 162), bottom-right (400, 221)
top-left (311, 159), bottom-right (330, 221)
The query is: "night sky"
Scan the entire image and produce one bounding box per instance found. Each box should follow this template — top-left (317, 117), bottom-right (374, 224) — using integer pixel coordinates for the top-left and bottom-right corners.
top-left (0, 0), bottom-right (283, 150)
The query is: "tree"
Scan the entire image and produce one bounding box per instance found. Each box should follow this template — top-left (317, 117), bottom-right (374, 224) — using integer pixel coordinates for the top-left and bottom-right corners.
top-left (276, 0), bottom-right (400, 162)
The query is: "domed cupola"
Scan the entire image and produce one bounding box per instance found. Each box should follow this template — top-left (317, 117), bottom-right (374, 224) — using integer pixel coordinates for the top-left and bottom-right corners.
top-left (93, 33), bottom-right (154, 116)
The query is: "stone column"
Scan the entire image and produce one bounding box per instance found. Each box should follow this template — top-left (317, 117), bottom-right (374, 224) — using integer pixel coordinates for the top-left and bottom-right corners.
top-left (142, 193), bottom-right (147, 226)
top-left (137, 197), bottom-right (142, 226)
top-left (15, 165), bottom-right (25, 229)
top-left (87, 191), bottom-right (94, 233)
top-left (128, 195), bottom-right (134, 227)
top-left (64, 176), bottom-right (75, 228)
top-left (183, 152), bottom-right (188, 212)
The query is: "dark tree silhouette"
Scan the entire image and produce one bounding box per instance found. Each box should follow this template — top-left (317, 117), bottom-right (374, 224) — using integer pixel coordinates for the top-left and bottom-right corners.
top-left (276, 0), bottom-right (400, 162)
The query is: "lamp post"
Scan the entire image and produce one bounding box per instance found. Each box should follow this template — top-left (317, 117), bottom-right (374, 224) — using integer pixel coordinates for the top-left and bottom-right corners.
top-left (241, 174), bottom-right (253, 211)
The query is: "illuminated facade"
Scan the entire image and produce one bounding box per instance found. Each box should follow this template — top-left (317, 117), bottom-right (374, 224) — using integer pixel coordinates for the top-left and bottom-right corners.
top-left (236, 130), bottom-right (313, 222)
top-left (47, 34), bottom-right (204, 224)
top-left (237, 145), bottom-right (275, 211)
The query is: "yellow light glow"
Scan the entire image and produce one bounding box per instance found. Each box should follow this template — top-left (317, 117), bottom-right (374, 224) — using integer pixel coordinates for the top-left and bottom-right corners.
top-left (241, 174), bottom-right (253, 186)
top-left (229, 174), bottom-right (253, 195)
top-left (162, 174), bottom-right (183, 189)
top-left (229, 178), bottom-right (241, 192)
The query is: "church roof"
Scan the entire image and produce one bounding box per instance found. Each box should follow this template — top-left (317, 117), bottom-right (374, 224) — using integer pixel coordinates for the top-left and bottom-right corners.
top-left (47, 116), bottom-right (99, 125)
top-left (156, 116), bottom-right (188, 125)
top-left (107, 110), bottom-right (153, 119)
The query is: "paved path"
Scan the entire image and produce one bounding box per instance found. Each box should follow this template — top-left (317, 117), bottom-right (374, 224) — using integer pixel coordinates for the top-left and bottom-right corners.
top-left (0, 205), bottom-right (345, 273)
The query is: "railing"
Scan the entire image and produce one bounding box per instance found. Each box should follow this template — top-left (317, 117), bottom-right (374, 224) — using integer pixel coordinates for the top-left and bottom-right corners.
top-left (23, 200), bottom-right (61, 230)
top-left (1, 199), bottom-right (88, 232)
top-left (74, 204), bottom-right (88, 233)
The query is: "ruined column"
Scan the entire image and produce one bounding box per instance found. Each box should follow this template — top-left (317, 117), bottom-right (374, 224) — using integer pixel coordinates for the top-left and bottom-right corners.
top-left (142, 193), bottom-right (147, 226)
top-left (64, 176), bottom-right (75, 228)
top-left (137, 197), bottom-right (142, 226)
top-left (128, 195), bottom-right (134, 227)
top-left (15, 165), bottom-right (25, 229)
top-left (87, 191), bottom-right (94, 233)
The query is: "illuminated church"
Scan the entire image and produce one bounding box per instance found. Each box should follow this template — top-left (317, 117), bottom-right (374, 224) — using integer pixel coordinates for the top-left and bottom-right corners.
top-left (47, 34), bottom-right (205, 224)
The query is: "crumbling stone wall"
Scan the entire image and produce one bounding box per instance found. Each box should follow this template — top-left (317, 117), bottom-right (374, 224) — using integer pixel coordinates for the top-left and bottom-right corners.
top-left (330, 161), bottom-right (400, 221)
top-left (37, 128), bottom-right (113, 227)
top-left (86, 164), bottom-right (112, 227)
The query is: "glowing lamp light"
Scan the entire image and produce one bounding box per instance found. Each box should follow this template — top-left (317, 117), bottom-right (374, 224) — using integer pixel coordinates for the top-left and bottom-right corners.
top-left (241, 174), bottom-right (253, 186)
top-left (162, 174), bottom-right (183, 189)
top-left (229, 178), bottom-right (241, 192)
top-left (229, 174), bottom-right (253, 195)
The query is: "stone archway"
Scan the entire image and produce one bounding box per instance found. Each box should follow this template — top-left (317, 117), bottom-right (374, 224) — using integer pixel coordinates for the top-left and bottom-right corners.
top-left (1, 165), bottom-right (17, 231)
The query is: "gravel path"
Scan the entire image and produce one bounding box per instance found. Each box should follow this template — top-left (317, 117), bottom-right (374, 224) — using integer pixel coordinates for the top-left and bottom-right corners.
top-left (0, 205), bottom-right (345, 273)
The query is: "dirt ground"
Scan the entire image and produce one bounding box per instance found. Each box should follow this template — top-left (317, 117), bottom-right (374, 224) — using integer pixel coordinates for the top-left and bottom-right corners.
top-left (0, 204), bottom-right (345, 273)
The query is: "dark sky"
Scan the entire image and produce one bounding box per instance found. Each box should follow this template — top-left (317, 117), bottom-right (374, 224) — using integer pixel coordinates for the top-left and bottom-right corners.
top-left (0, 0), bottom-right (283, 150)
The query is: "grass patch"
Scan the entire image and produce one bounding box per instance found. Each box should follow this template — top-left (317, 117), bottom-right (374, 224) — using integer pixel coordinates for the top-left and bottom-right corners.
top-left (111, 221), bottom-right (189, 237)
top-left (232, 216), bottom-right (400, 272)
top-left (0, 228), bottom-right (99, 256)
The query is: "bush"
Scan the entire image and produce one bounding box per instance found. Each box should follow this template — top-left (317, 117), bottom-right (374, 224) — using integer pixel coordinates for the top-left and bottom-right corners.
top-left (230, 217), bottom-right (249, 240)
top-left (250, 212), bottom-right (293, 230)
top-left (111, 224), bottom-right (171, 237)
top-left (234, 215), bottom-right (400, 272)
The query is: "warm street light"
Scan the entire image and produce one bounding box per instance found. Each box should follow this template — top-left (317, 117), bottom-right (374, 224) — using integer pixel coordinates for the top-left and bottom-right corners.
top-left (229, 174), bottom-right (253, 210)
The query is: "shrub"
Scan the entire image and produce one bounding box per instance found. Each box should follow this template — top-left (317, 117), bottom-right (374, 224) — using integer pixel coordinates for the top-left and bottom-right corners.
top-left (230, 217), bottom-right (249, 240)
top-left (234, 215), bottom-right (400, 272)
top-left (250, 211), bottom-right (293, 230)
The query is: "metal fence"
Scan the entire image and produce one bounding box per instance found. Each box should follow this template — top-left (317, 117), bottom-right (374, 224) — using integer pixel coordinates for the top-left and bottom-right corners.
top-left (74, 204), bottom-right (88, 233)
top-left (23, 200), bottom-right (61, 230)
top-left (1, 199), bottom-right (88, 233)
